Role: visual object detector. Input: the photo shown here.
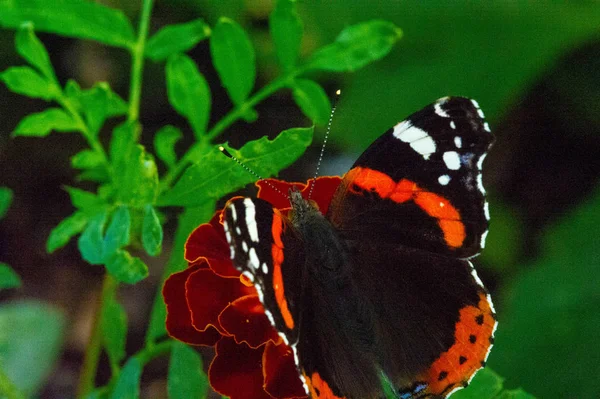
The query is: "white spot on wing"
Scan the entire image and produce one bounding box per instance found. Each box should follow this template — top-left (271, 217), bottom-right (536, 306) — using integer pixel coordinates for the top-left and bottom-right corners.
top-left (278, 331), bottom-right (289, 345)
top-left (484, 122), bottom-right (491, 132)
top-left (254, 283), bottom-right (264, 303)
top-left (434, 102), bottom-right (450, 118)
top-left (477, 173), bottom-right (486, 194)
top-left (393, 121), bottom-right (427, 142)
top-left (443, 151), bottom-right (461, 170)
top-left (264, 309), bottom-right (275, 326)
top-left (243, 198), bottom-right (259, 242)
top-left (410, 136), bottom-right (437, 160)
top-left (248, 247), bottom-right (260, 269)
top-left (242, 241), bottom-right (248, 251)
top-left (225, 229), bottom-right (232, 244)
top-left (454, 136), bottom-right (462, 148)
top-left (483, 202), bottom-right (490, 220)
top-left (470, 267), bottom-right (485, 288)
top-left (471, 99), bottom-right (481, 109)
top-left (438, 175), bottom-right (451, 185)
top-left (477, 153), bottom-right (487, 170)
top-left (481, 229), bottom-right (489, 249)
top-left (230, 204), bottom-right (237, 221)
top-left (241, 271), bottom-right (254, 283)
top-left (261, 262), bottom-right (268, 274)
top-left (450, 120), bottom-right (456, 130)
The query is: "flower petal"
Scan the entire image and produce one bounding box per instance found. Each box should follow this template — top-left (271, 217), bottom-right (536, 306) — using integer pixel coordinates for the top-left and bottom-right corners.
top-left (163, 263), bottom-right (221, 345)
top-left (186, 267), bottom-right (254, 335)
top-left (209, 337), bottom-right (273, 399)
top-left (256, 177), bottom-right (341, 214)
top-left (256, 179), bottom-right (307, 210)
top-left (263, 341), bottom-right (308, 399)
top-left (219, 294), bottom-right (280, 349)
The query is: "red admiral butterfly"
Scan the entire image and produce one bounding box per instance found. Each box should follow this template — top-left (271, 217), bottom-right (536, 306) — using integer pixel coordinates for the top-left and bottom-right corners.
top-left (222, 97), bottom-right (497, 398)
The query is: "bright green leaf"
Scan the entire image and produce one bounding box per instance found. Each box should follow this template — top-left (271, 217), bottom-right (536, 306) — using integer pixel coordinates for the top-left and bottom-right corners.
top-left (110, 121), bottom-right (140, 167)
top-left (105, 250), bottom-right (148, 284)
top-left (0, 66), bottom-right (58, 100)
top-left (307, 20), bottom-right (402, 72)
top-left (269, 0), bottom-right (303, 71)
top-left (291, 79), bottom-right (331, 125)
top-left (158, 126), bottom-right (313, 207)
top-left (142, 205), bottom-right (163, 256)
top-left (71, 150), bottom-right (103, 170)
top-left (117, 145), bottom-right (159, 207)
top-left (101, 295), bottom-right (127, 366)
top-left (16, 22), bottom-right (56, 81)
top-left (65, 186), bottom-right (104, 211)
top-left (85, 387), bottom-right (109, 399)
top-left (79, 82), bottom-right (128, 135)
top-left (210, 17), bottom-right (256, 106)
top-left (166, 54), bottom-right (211, 138)
top-left (154, 125), bottom-right (182, 169)
top-left (13, 108), bottom-right (79, 137)
top-left (110, 357), bottom-right (142, 399)
top-left (0, 263), bottom-right (21, 290)
top-left (0, 301), bottom-right (65, 396)
top-left (146, 19), bottom-right (211, 61)
top-left (452, 368), bottom-right (535, 399)
top-left (0, 187), bottom-right (13, 220)
top-left (0, 0), bottom-right (136, 49)
top-left (78, 210), bottom-right (107, 265)
top-left (103, 206), bottom-right (131, 257)
top-left (46, 211), bottom-right (89, 253)
top-left (168, 342), bottom-right (208, 399)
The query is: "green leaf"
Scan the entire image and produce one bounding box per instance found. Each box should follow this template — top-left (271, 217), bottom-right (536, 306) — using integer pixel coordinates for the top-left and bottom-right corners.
top-left (269, 0), bottom-right (303, 71)
top-left (0, 301), bottom-right (65, 396)
top-left (0, 0), bottom-right (136, 49)
top-left (166, 54), bottom-right (211, 138)
top-left (105, 250), bottom-right (148, 284)
top-left (210, 17), bottom-right (256, 106)
top-left (452, 368), bottom-right (535, 399)
top-left (146, 19), bottom-right (211, 61)
top-left (103, 206), bottom-right (131, 257)
top-left (0, 263), bottom-right (21, 290)
top-left (65, 186), bottom-right (104, 210)
top-left (110, 357), bottom-right (142, 399)
top-left (78, 210), bottom-right (107, 265)
top-left (46, 211), bottom-right (89, 253)
top-left (110, 121), bottom-right (140, 167)
top-left (0, 66), bottom-right (58, 100)
top-left (142, 205), bottom-right (163, 256)
top-left (13, 108), bottom-right (79, 137)
top-left (158, 126), bottom-right (313, 207)
top-left (71, 150), bottom-right (104, 170)
top-left (79, 82), bottom-right (128, 135)
top-left (16, 22), bottom-right (56, 81)
top-left (489, 188), bottom-right (600, 398)
top-left (154, 125), bottom-right (182, 169)
top-left (85, 387), bottom-right (109, 399)
top-left (0, 187), bottom-right (13, 220)
top-left (101, 295), bottom-right (127, 366)
top-left (168, 342), bottom-right (208, 399)
top-left (291, 79), bottom-right (331, 125)
top-left (117, 145), bottom-right (159, 207)
top-left (307, 20), bottom-right (402, 72)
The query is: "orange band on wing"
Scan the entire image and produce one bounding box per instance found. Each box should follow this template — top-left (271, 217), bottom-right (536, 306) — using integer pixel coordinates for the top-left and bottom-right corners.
top-left (271, 212), bottom-right (294, 330)
top-left (346, 167), bottom-right (466, 248)
top-left (303, 372), bottom-right (346, 399)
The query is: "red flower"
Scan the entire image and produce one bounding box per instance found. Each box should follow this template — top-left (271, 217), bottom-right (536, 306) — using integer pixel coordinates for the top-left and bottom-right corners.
top-left (163, 177), bottom-right (342, 399)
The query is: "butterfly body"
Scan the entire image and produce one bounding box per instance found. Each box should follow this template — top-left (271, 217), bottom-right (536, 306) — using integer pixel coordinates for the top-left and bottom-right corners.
top-left (223, 97), bottom-right (497, 398)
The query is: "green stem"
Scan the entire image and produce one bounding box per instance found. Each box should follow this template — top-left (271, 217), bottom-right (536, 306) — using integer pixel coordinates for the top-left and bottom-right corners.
top-left (76, 274), bottom-right (117, 398)
top-left (128, 0), bottom-right (154, 122)
top-left (0, 367), bottom-right (25, 399)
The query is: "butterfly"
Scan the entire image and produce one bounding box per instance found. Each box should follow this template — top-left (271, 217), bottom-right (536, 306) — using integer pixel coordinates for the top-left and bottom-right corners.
top-left (222, 97), bottom-right (497, 398)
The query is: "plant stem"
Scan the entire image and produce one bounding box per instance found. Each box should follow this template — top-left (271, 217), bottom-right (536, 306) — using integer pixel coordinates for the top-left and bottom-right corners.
top-left (128, 0), bottom-right (154, 122)
top-left (76, 274), bottom-right (117, 398)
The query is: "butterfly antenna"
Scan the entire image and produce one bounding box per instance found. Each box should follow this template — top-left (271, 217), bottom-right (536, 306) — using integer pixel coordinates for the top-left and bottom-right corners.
top-left (219, 146), bottom-right (287, 198)
top-left (308, 89), bottom-right (341, 200)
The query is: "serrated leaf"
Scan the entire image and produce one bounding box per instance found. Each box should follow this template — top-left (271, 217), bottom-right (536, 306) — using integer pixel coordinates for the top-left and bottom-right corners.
top-left (154, 125), bottom-right (182, 169)
top-left (146, 19), bottom-right (211, 61)
top-left (1, 66), bottom-right (58, 100)
top-left (78, 210), bottom-right (107, 265)
top-left (210, 18), bottom-right (256, 106)
top-left (307, 20), bottom-right (402, 72)
top-left (166, 54), bottom-right (211, 138)
top-left (117, 145), bottom-right (159, 207)
top-left (0, 263), bottom-right (21, 290)
top-left (168, 342), bottom-right (208, 399)
top-left (46, 211), bottom-right (89, 253)
top-left (103, 206), bottom-right (131, 257)
top-left (101, 295), bottom-right (127, 366)
top-left (269, 0), bottom-right (303, 71)
top-left (452, 368), bottom-right (535, 399)
top-left (13, 108), bottom-right (79, 137)
top-left (0, 0), bottom-right (136, 49)
top-left (291, 79), bottom-right (331, 125)
top-left (16, 22), bottom-right (56, 81)
top-left (71, 150), bottom-right (103, 170)
top-left (0, 301), bottom-right (65, 395)
top-left (110, 356), bottom-right (142, 399)
top-left (79, 82), bottom-right (128, 135)
top-left (142, 205), bottom-right (162, 256)
top-left (105, 250), bottom-right (148, 284)
top-left (0, 187), bottom-right (13, 220)
top-left (158, 126), bottom-right (313, 207)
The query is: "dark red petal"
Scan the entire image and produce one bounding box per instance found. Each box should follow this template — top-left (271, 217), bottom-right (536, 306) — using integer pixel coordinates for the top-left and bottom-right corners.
top-left (209, 337), bottom-right (273, 399)
top-left (256, 179), bottom-right (307, 209)
top-left (263, 341), bottom-right (308, 399)
top-left (299, 177), bottom-right (342, 215)
top-left (186, 268), bottom-right (254, 335)
top-left (163, 263), bottom-right (221, 346)
top-left (219, 294), bottom-right (280, 349)
top-left (256, 177), bottom-right (342, 215)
